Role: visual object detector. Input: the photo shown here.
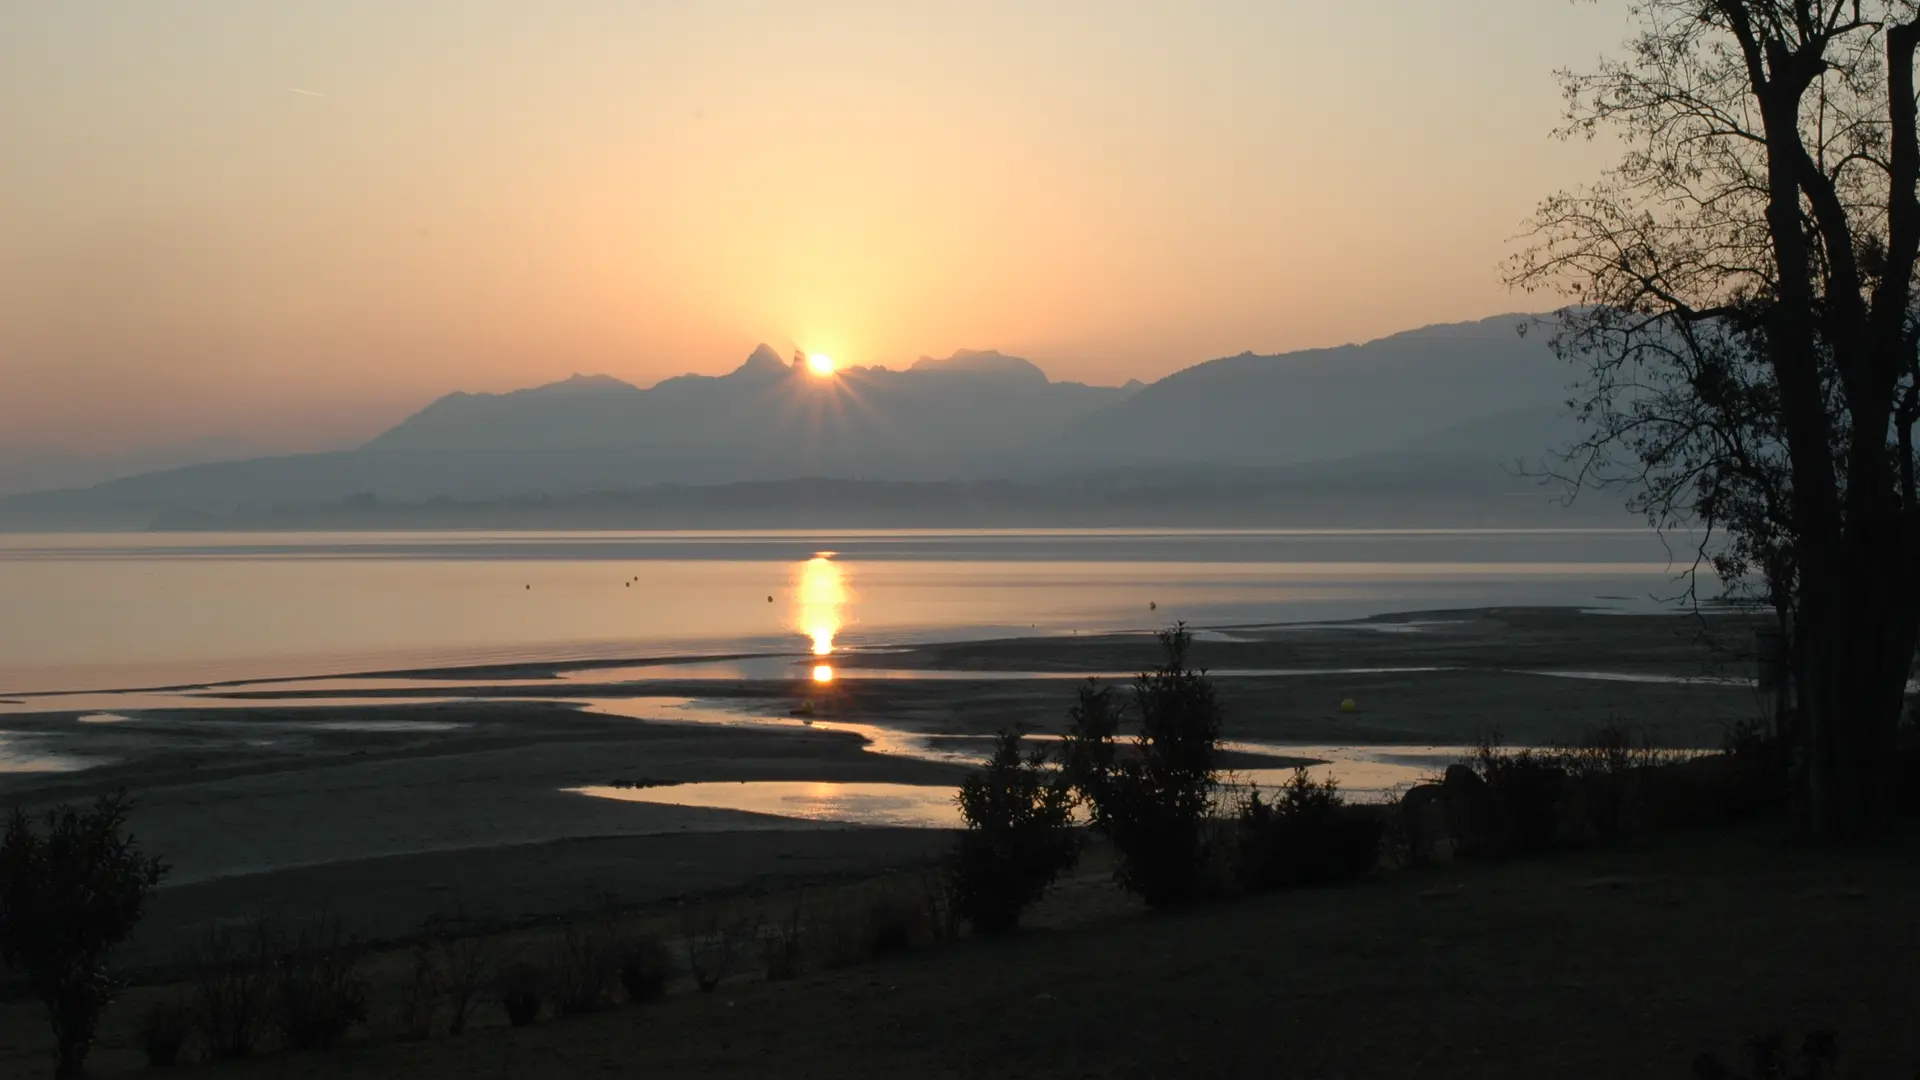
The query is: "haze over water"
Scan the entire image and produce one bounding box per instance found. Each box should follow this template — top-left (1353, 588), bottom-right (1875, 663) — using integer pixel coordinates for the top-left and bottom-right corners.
top-left (0, 528), bottom-right (1689, 694)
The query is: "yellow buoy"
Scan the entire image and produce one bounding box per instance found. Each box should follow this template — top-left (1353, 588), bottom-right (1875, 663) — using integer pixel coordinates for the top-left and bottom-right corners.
top-left (1338, 698), bottom-right (1358, 714)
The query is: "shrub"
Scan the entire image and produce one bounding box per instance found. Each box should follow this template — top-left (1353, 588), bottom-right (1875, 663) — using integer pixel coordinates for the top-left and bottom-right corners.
top-left (618, 934), bottom-right (675, 1001)
top-left (758, 903), bottom-right (803, 982)
top-left (1234, 770), bottom-right (1382, 891)
top-left (552, 925), bottom-right (618, 1016)
top-left (139, 1000), bottom-right (193, 1068)
top-left (272, 920), bottom-right (368, 1050)
top-left (496, 961), bottom-right (545, 1027)
top-left (194, 919), bottom-right (276, 1060)
top-left (423, 915), bottom-right (493, 1036)
top-left (946, 727), bottom-right (1081, 934)
top-left (683, 908), bottom-right (755, 992)
top-left (865, 895), bottom-right (924, 958)
top-left (394, 946), bottom-right (438, 1041)
top-left (1559, 723), bottom-right (1666, 841)
top-left (917, 869), bottom-right (962, 945)
top-left (0, 792), bottom-right (167, 1079)
top-left (1469, 740), bottom-right (1569, 856)
top-left (1062, 625), bottom-right (1222, 909)
top-left (1692, 1028), bottom-right (1839, 1080)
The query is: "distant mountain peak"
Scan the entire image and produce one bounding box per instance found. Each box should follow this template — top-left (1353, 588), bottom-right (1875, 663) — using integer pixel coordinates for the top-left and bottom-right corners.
top-left (733, 344), bottom-right (790, 378)
top-left (530, 373), bottom-right (635, 395)
top-left (910, 349), bottom-right (1049, 383)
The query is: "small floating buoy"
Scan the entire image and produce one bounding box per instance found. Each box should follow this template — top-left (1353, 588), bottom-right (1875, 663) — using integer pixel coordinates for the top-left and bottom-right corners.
top-left (1149, 601), bottom-right (1157, 610)
top-left (525, 584), bottom-right (530, 590)
top-left (767, 595), bottom-right (774, 603)
top-left (1338, 698), bottom-right (1358, 714)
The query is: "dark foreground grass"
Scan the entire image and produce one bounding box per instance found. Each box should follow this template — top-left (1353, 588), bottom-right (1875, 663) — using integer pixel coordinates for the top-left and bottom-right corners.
top-left (131, 819), bottom-right (1919, 1080)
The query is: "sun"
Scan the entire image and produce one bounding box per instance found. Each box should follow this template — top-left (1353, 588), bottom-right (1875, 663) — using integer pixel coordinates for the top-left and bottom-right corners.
top-left (806, 352), bottom-right (836, 377)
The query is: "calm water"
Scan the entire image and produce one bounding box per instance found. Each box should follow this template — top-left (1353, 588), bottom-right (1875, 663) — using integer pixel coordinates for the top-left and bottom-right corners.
top-left (0, 528), bottom-right (1687, 694)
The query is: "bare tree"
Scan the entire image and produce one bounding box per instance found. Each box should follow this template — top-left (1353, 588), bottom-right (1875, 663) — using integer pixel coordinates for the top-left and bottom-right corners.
top-left (1511, 1), bottom-right (1920, 839)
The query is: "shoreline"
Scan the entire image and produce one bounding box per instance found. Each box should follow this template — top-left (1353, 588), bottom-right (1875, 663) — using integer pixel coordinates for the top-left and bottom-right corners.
top-left (0, 605), bottom-right (1771, 960)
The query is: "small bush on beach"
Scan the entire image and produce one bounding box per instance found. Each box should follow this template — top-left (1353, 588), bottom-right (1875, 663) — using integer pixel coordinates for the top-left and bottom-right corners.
top-left (684, 907), bottom-right (757, 991)
top-left (1691, 1028), bottom-right (1840, 1080)
top-left (139, 999), bottom-right (193, 1068)
top-left (865, 895), bottom-right (926, 958)
top-left (1234, 770), bottom-right (1382, 891)
top-left (947, 727), bottom-right (1081, 934)
top-left (758, 903), bottom-right (804, 982)
top-left (394, 945), bottom-right (438, 1041)
top-left (496, 961), bottom-right (545, 1027)
top-left (421, 914), bottom-right (494, 1036)
top-left (194, 917), bottom-right (277, 1060)
top-left (272, 919), bottom-right (369, 1050)
top-left (1062, 625), bottom-right (1223, 911)
top-left (1463, 739), bottom-right (1570, 857)
top-left (0, 792), bottom-right (167, 1079)
top-left (1561, 723), bottom-right (1642, 841)
top-left (619, 933), bottom-right (675, 1000)
top-left (552, 924), bottom-right (618, 1016)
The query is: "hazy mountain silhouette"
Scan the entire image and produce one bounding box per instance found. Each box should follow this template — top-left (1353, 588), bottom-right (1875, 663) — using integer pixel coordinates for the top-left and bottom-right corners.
top-left (1056, 314), bottom-right (1563, 467)
top-left (0, 436), bottom-right (284, 496)
top-left (0, 316), bottom-right (1589, 528)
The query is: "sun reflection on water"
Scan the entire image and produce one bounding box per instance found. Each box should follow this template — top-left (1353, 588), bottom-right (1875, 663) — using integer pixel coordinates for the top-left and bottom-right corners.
top-left (794, 554), bottom-right (849, 659)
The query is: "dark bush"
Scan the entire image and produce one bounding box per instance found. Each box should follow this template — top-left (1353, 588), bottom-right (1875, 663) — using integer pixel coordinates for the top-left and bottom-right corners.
top-left (619, 934), bottom-right (675, 1000)
top-left (1061, 625), bottom-right (1222, 910)
top-left (552, 925), bottom-right (617, 1016)
top-left (1692, 1028), bottom-right (1839, 1080)
top-left (1469, 741), bottom-right (1569, 856)
top-left (272, 920), bottom-right (368, 1050)
top-left (683, 909), bottom-right (753, 992)
top-left (758, 905), bottom-right (803, 982)
top-left (866, 895), bottom-right (923, 957)
top-left (1234, 770), bottom-right (1382, 891)
top-left (0, 792), bottom-right (166, 1079)
top-left (194, 919), bottom-right (275, 1060)
top-left (946, 727), bottom-right (1081, 934)
top-left (139, 1000), bottom-right (193, 1068)
top-left (394, 946), bottom-right (438, 1042)
top-left (424, 915), bottom-right (494, 1036)
top-left (497, 962), bottom-right (545, 1027)
top-left (1562, 724), bottom-right (1635, 840)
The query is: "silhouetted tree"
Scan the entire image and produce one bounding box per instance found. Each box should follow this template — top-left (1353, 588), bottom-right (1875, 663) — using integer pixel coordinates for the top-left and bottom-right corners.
top-left (946, 727), bottom-right (1080, 934)
top-left (0, 792), bottom-right (166, 1078)
top-left (1062, 625), bottom-right (1222, 908)
top-left (1510, 1), bottom-right (1920, 839)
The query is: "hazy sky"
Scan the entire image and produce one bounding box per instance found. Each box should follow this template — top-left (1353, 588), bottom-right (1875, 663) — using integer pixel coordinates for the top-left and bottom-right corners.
top-left (0, 1), bottom-right (1628, 456)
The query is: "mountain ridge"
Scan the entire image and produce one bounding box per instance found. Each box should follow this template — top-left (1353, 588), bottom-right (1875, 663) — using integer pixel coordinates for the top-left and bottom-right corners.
top-left (0, 315), bottom-right (1590, 528)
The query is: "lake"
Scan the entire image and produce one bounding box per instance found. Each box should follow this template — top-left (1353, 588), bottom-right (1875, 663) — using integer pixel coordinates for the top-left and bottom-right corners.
top-left (0, 528), bottom-right (1690, 694)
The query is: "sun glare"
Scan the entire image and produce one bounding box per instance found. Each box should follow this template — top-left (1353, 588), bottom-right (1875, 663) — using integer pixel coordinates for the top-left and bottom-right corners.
top-left (812, 664), bottom-right (835, 684)
top-left (806, 352), bottom-right (836, 377)
top-left (794, 554), bottom-right (848, 657)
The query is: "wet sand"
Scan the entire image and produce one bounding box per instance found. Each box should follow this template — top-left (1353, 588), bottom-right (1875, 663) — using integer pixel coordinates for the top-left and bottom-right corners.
top-left (0, 606), bottom-right (1770, 965)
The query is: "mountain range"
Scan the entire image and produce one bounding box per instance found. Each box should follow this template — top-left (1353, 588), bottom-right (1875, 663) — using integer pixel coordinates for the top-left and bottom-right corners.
top-left (0, 314), bottom-right (1618, 529)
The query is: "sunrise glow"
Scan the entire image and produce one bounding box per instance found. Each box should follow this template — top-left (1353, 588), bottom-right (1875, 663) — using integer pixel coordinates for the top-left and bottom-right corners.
top-left (812, 664), bottom-right (835, 684)
top-left (806, 353), bottom-right (837, 377)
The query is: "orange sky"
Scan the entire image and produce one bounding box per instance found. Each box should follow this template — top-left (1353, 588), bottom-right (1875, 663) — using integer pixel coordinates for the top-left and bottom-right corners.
top-left (0, 2), bottom-right (1627, 455)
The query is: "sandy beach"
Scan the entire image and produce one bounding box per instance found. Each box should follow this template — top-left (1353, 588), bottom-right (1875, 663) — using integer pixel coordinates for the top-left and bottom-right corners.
top-left (0, 606), bottom-right (1770, 968)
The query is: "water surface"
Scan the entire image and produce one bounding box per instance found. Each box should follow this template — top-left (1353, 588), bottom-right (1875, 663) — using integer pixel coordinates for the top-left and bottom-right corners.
top-left (1, 528), bottom-right (1687, 693)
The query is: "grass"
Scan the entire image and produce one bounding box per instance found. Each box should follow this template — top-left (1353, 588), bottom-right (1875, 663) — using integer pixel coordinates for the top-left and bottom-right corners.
top-left (5, 819), bottom-right (1917, 1077)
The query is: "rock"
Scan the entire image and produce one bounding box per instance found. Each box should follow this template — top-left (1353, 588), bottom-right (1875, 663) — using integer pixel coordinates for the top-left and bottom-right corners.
top-left (1397, 782), bottom-right (1451, 865)
top-left (1440, 763), bottom-right (1511, 859)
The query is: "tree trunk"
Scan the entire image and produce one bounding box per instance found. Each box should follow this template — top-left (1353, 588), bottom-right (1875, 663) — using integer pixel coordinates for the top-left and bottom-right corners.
top-left (1800, 497), bottom-right (1919, 840)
